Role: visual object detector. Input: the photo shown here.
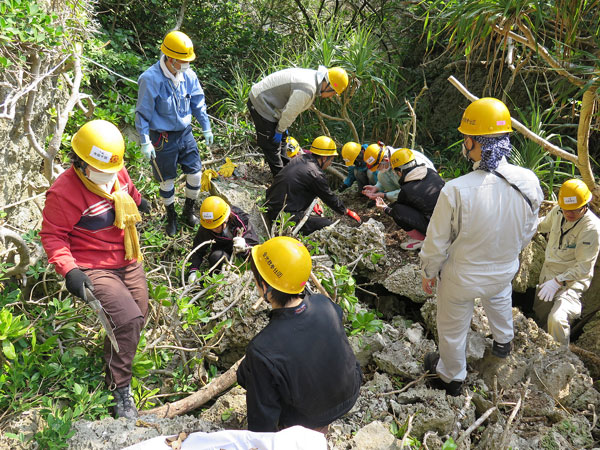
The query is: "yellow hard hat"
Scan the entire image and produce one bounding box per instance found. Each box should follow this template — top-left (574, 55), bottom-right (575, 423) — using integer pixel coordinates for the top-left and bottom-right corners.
top-left (161, 31), bottom-right (196, 61)
top-left (310, 136), bottom-right (338, 156)
top-left (286, 136), bottom-right (302, 158)
top-left (200, 196), bottom-right (231, 229)
top-left (390, 148), bottom-right (415, 169)
top-left (251, 236), bottom-right (312, 294)
top-left (71, 120), bottom-right (125, 173)
top-left (558, 179), bottom-right (592, 210)
top-left (341, 142), bottom-right (362, 166)
top-left (327, 67), bottom-right (349, 94)
top-left (458, 97), bottom-right (512, 136)
top-left (364, 142), bottom-right (385, 172)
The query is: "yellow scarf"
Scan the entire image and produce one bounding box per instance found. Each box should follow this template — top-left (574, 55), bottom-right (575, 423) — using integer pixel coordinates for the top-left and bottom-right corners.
top-left (75, 168), bottom-right (143, 261)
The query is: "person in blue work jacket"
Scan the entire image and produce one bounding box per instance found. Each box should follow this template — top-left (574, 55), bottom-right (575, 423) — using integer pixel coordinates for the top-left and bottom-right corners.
top-left (339, 142), bottom-right (376, 192)
top-left (135, 30), bottom-right (214, 236)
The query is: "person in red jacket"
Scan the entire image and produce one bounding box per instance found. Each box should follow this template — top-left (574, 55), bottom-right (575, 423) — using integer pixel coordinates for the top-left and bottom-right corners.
top-left (40, 120), bottom-right (150, 419)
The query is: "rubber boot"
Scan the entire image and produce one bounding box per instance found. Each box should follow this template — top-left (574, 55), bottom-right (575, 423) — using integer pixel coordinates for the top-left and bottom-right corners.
top-left (183, 198), bottom-right (199, 227)
top-left (113, 384), bottom-right (138, 419)
top-left (165, 203), bottom-right (178, 237)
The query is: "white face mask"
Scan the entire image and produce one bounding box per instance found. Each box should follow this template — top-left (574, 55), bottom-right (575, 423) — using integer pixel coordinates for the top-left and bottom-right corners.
top-left (177, 62), bottom-right (190, 72)
top-left (88, 170), bottom-right (117, 186)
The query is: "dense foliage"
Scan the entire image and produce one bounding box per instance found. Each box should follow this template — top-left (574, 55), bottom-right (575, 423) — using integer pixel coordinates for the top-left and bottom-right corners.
top-left (1, 0), bottom-right (599, 448)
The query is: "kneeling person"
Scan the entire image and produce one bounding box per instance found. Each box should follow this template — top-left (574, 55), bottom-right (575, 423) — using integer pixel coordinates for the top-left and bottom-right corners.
top-left (238, 236), bottom-right (362, 432)
top-left (188, 196), bottom-right (258, 281)
top-left (534, 179), bottom-right (600, 345)
top-left (375, 148), bottom-right (445, 251)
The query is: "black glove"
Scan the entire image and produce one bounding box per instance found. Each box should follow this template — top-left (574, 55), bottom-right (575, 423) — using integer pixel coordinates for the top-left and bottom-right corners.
top-left (138, 197), bottom-right (151, 214)
top-left (338, 183), bottom-right (350, 193)
top-left (65, 268), bottom-right (94, 301)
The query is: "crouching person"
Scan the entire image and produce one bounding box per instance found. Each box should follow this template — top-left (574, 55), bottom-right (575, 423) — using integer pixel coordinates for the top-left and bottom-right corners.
top-left (187, 196), bottom-right (259, 282)
top-left (237, 236), bottom-right (362, 432)
top-left (40, 120), bottom-right (150, 419)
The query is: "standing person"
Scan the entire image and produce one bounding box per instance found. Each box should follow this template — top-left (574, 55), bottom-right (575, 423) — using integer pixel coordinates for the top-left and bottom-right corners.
top-left (187, 196), bottom-right (259, 281)
top-left (374, 148), bottom-right (445, 251)
top-left (362, 143), bottom-right (435, 202)
top-left (247, 66), bottom-right (349, 176)
top-left (237, 236), bottom-right (362, 432)
top-left (265, 136), bottom-right (361, 235)
top-left (339, 142), bottom-right (376, 192)
top-left (40, 120), bottom-right (150, 419)
top-left (419, 98), bottom-right (543, 396)
top-left (534, 179), bottom-right (600, 345)
top-left (135, 30), bottom-right (214, 236)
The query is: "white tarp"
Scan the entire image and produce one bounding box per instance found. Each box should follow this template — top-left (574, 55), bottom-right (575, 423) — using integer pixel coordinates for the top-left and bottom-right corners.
top-left (122, 425), bottom-right (327, 450)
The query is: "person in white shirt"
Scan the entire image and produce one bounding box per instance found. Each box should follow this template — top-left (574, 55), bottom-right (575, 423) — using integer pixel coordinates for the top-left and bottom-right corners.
top-left (534, 178), bottom-right (600, 345)
top-left (420, 98), bottom-right (543, 396)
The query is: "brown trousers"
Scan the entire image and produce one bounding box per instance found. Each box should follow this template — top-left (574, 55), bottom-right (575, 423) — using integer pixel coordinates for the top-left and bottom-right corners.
top-left (83, 262), bottom-right (149, 389)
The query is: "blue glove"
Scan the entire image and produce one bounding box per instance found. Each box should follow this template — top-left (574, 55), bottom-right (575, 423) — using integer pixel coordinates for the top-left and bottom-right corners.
top-left (140, 142), bottom-right (155, 160)
top-left (203, 130), bottom-right (214, 146)
top-left (272, 132), bottom-right (283, 144)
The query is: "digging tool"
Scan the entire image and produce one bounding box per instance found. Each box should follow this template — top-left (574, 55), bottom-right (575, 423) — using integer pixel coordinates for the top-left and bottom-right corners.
top-left (151, 157), bottom-right (164, 183)
top-left (85, 287), bottom-right (120, 353)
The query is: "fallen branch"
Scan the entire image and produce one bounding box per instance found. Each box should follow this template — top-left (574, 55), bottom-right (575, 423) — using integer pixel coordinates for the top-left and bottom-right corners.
top-left (456, 406), bottom-right (497, 446)
top-left (140, 357), bottom-right (244, 418)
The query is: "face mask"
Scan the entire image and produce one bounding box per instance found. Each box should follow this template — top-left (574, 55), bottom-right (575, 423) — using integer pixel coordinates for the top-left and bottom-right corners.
top-left (88, 170), bottom-right (117, 186)
top-left (221, 224), bottom-right (233, 239)
top-left (177, 62), bottom-right (190, 73)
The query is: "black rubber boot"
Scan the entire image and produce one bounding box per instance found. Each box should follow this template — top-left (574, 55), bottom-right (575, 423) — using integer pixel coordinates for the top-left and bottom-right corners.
top-left (423, 352), bottom-right (463, 397)
top-left (492, 340), bottom-right (512, 358)
top-left (183, 198), bottom-right (199, 227)
top-left (165, 203), bottom-right (178, 237)
top-left (113, 385), bottom-right (138, 419)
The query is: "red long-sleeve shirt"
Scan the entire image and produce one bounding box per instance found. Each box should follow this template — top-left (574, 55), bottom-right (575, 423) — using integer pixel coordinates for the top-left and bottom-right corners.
top-left (40, 166), bottom-right (142, 277)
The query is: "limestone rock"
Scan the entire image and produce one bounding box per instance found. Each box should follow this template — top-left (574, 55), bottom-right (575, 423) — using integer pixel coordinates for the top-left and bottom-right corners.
top-left (380, 262), bottom-right (431, 303)
top-left (350, 420), bottom-right (401, 450)
top-left (512, 234), bottom-right (546, 292)
top-left (310, 219), bottom-right (387, 275)
top-left (199, 386), bottom-right (247, 430)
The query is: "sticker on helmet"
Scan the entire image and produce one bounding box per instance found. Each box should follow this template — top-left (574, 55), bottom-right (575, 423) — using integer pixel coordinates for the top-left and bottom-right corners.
top-left (496, 120), bottom-right (506, 126)
top-left (366, 156), bottom-right (375, 164)
top-left (202, 212), bottom-right (214, 219)
top-left (90, 145), bottom-right (112, 164)
top-left (563, 196), bottom-right (578, 204)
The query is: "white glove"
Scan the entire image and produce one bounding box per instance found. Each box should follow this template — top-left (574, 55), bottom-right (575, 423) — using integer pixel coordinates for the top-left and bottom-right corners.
top-left (538, 278), bottom-right (561, 302)
top-left (202, 130), bottom-right (214, 146)
top-left (233, 236), bottom-right (247, 252)
top-left (187, 270), bottom-right (198, 284)
top-left (140, 142), bottom-right (155, 160)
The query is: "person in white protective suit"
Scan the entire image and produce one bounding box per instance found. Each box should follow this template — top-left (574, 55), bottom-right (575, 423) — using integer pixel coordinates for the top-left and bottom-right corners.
top-left (534, 178), bottom-right (600, 345)
top-left (419, 97), bottom-right (543, 396)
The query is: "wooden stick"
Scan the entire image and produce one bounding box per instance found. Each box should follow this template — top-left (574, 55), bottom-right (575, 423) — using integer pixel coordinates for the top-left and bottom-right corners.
top-left (140, 357), bottom-right (244, 418)
top-left (448, 75), bottom-right (577, 164)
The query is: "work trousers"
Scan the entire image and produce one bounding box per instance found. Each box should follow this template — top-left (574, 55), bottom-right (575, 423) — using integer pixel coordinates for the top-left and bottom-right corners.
top-left (436, 277), bottom-right (514, 383)
top-left (388, 203), bottom-right (430, 235)
top-left (533, 284), bottom-right (583, 345)
top-left (149, 126), bottom-right (202, 200)
top-left (83, 262), bottom-right (149, 389)
top-left (247, 99), bottom-right (289, 176)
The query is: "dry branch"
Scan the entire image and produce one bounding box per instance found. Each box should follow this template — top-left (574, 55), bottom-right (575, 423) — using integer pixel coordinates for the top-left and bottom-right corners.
top-left (140, 357), bottom-right (244, 418)
top-left (448, 75), bottom-right (577, 163)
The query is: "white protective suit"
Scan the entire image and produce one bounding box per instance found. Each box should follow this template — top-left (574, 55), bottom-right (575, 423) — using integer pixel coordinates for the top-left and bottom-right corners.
top-left (420, 157), bottom-right (543, 383)
top-left (533, 205), bottom-right (600, 344)
top-left (248, 67), bottom-right (327, 133)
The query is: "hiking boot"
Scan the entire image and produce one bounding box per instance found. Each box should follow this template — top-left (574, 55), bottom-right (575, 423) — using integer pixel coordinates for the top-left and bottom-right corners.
top-left (165, 203), bottom-right (178, 237)
top-left (183, 198), bottom-right (199, 227)
top-left (492, 340), bottom-right (512, 358)
top-left (401, 238), bottom-right (423, 251)
top-left (113, 384), bottom-right (138, 419)
top-left (423, 352), bottom-right (463, 397)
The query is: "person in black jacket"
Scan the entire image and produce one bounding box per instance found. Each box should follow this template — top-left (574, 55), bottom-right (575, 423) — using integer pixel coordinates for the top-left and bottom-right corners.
top-left (237, 236), bottom-right (362, 433)
top-left (265, 135), bottom-right (361, 235)
top-left (375, 148), bottom-right (445, 251)
top-left (187, 196), bottom-right (258, 282)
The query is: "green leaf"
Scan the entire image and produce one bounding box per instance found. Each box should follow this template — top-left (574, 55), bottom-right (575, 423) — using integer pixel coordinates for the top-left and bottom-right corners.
top-left (2, 339), bottom-right (16, 360)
